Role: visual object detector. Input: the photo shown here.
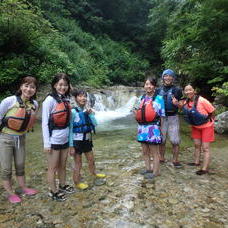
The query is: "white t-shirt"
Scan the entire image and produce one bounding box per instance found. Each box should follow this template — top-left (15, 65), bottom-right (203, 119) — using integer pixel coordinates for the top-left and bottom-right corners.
top-left (42, 95), bottom-right (69, 148)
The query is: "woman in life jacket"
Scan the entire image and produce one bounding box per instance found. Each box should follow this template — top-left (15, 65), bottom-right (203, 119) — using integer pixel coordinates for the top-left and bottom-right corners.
top-left (69, 89), bottom-right (106, 190)
top-left (133, 77), bottom-right (165, 179)
top-left (0, 76), bottom-right (38, 203)
top-left (179, 84), bottom-right (216, 175)
top-left (42, 73), bottom-right (74, 202)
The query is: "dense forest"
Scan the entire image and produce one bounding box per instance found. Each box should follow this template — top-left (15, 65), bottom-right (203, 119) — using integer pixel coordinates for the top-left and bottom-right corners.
top-left (0, 0), bottom-right (227, 98)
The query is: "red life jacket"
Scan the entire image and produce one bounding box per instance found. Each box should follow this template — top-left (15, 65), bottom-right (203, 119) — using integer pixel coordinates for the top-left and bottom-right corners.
top-left (135, 95), bottom-right (158, 124)
top-left (1, 96), bottom-right (36, 132)
top-left (48, 94), bottom-right (71, 133)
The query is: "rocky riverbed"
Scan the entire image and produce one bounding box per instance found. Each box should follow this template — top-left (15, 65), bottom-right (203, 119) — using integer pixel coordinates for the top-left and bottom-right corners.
top-left (0, 120), bottom-right (228, 228)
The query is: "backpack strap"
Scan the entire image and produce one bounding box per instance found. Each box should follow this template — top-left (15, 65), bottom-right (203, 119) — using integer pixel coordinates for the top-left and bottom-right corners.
top-left (141, 93), bottom-right (157, 101)
top-left (74, 107), bottom-right (80, 112)
top-left (49, 93), bottom-right (62, 103)
top-left (140, 94), bottom-right (146, 101)
top-left (193, 95), bottom-right (200, 108)
top-left (16, 96), bottom-right (25, 108)
top-left (16, 96), bottom-right (36, 111)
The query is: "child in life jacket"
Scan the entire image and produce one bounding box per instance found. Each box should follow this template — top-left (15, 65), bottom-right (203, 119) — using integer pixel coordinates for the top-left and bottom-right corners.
top-left (133, 77), bottom-right (165, 179)
top-left (69, 89), bottom-right (106, 190)
top-left (0, 76), bottom-right (38, 203)
top-left (42, 73), bottom-right (74, 201)
top-left (179, 84), bottom-right (215, 175)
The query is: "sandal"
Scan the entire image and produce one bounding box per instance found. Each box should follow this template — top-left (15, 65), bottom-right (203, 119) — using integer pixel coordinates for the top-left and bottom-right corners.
top-left (187, 162), bottom-right (200, 166)
top-left (49, 191), bottom-right (66, 202)
top-left (23, 188), bottom-right (38, 196)
top-left (144, 173), bottom-right (155, 179)
top-left (95, 173), bottom-right (106, 178)
top-left (8, 194), bottom-right (22, 204)
top-left (173, 162), bottom-right (183, 168)
top-left (59, 185), bottom-right (75, 194)
top-left (139, 170), bottom-right (153, 175)
top-left (76, 182), bottom-right (89, 190)
top-left (196, 170), bottom-right (209, 175)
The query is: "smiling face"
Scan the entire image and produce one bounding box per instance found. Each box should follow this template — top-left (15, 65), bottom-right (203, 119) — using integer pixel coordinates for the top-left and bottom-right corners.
top-left (163, 74), bottom-right (174, 86)
top-left (144, 79), bottom-right (155, 95)
top-left (184, 85), bottom-right (195, 100)
top-left (75, 94), bottom-right (87, 107)
top-left (20, 82), bottom-right (36, 100)
top-left (54, 79), bottom-right (69, 95)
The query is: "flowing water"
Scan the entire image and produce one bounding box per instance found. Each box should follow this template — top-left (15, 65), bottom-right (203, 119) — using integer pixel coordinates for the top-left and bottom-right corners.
top-left (0, 88), bottom-right (228, 228)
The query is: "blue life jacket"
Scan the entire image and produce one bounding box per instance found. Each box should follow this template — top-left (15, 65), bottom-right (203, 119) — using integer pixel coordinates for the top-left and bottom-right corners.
top-left (73, 107), bottom-right (95, 134)
top-left (182, 96), bottom-right (211, 126)
top-left (158, 87), bottom-right (178, 115)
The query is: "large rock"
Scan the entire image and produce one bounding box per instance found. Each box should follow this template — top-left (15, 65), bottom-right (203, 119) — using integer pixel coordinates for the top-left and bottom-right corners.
top-left (215, 111), bottom-right (228, 134)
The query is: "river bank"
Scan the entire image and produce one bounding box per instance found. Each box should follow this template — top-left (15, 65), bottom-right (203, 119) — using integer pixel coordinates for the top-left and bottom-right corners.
top-left (0, 117), bottom-right (228, 228)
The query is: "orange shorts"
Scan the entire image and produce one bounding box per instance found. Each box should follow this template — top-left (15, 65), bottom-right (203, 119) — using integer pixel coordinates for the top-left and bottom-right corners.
top-left (191, 125), bottom-right (215, 142)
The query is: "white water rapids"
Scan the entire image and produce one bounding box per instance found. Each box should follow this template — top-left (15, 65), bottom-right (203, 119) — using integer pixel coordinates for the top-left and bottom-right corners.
top-left (94, 95), bottom-right (138, 124)
top-left (85, 89), bottom-right (140, 131)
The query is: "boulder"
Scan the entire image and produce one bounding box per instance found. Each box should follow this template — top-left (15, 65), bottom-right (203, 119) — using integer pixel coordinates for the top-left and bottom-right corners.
top-left (215, 111), bottom-right (228, 134)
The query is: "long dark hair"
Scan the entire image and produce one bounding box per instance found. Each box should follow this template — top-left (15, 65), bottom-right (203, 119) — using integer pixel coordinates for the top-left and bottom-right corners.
top-left (51, 73), bottom-right (71, 96)
top-left (16, 76), bottom-right (38, 100)
top-left (144, 77), bottom-right (157, 87)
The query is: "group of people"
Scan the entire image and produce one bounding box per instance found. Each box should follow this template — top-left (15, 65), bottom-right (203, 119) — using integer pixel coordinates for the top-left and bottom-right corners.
top-left (133, 69), bottom-right (215, 180)
top-left (0, 69), bottom-right (215, 204)
top-left (0, 73), bottom-right (105, 203)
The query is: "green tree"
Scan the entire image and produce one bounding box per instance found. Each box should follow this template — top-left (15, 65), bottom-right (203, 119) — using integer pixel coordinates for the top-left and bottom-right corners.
top-left (147, 0), bottom-right (179, 65)
top-left (161, 0), bottom-right (228, 95)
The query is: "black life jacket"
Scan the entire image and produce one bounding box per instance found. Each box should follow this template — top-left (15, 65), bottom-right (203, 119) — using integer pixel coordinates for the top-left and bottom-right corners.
top-left (182, 95), bottom-right (211, 126)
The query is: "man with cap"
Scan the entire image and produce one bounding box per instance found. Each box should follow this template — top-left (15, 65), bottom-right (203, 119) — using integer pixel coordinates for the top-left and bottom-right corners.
top-left (157, 69), bottom-right (183, 168)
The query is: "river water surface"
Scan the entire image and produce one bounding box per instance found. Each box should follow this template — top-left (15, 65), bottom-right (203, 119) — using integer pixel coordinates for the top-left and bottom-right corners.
top-left (0, 90), bottom-right (228, 228)
top-left (0, 114), bottom-right (228, 228)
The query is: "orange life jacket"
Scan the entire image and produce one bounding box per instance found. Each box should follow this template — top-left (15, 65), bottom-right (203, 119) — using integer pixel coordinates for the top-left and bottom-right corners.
top-left (1, 96), bottom-right (36, 132)
top-left (135, 95), bottom-right (158, 124)
top-left (48, 94), bottom-right (71, 133)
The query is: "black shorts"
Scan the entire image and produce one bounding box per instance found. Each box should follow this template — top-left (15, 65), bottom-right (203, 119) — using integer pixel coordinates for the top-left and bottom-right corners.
top-left (51, 142), bottom-right (69, 150)
top-left (73, 140), bottom-right (93, 155)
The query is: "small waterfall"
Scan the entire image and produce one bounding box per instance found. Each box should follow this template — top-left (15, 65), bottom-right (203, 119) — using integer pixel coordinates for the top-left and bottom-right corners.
top-left (70, 86), bottom-right (143, 130)
top-left (94, 95), bottom-right (138, 124)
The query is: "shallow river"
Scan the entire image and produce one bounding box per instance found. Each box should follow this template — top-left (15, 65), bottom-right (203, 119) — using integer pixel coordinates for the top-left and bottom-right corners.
top-left (0, 116), bottom-right (228, 228)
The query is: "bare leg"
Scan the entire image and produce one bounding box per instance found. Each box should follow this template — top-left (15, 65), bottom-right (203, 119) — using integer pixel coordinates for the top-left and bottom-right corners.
top-left (141, 143), bottom-right (152, 171)
top-left (73, 154), bottom-right (82, 184)
top-left (150, 145), bottom-right (160, 176)
top-left (201, 142), bottom-right (210, 171)
top-left (58, 148), bottom-right (69, 186)
top-left (17, 176), bottom-right (26, 189)
top-left (159, 144), bottom-right (166, 162)
top-left (47, 150), bottom-right (60, 193)
top-left (84, 151), bottom-right (96, 175)
top-left (193, 139), bottom-right (202, 164)
top-left (172, 144), bottom-right (180, 163)
top-left (3, 179), bottom-right (14, 195)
